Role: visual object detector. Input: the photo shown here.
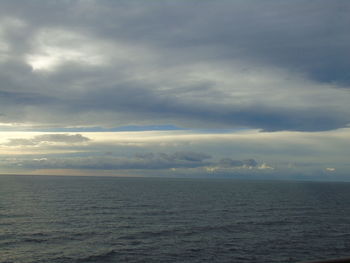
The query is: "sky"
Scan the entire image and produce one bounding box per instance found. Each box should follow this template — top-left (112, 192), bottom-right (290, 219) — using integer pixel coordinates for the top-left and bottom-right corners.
top-left (0, 0), bottom-right (349, 180)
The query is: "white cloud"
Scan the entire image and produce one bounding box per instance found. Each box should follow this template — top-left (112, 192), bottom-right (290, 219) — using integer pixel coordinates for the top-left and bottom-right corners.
top-left (3, 133), bottom-right (90, 147)
top-left (258, 163), bottom-right (274, 170)
top-left (26, 28), bottom-right (109, 71)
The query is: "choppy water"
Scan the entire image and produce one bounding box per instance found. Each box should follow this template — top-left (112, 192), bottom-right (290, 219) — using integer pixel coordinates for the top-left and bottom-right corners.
top-left (1, 175), bottom-right (350, 263)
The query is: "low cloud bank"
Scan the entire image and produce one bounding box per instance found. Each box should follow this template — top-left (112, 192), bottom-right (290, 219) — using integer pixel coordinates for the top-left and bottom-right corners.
top-left (2, 151), bottom-right (262, 171)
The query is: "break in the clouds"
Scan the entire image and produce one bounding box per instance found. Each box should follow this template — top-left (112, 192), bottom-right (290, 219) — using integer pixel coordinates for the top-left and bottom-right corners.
top-left (0, 0), bottom-right (349, 131)
top-left (0, 1), bottom-right (349, 180)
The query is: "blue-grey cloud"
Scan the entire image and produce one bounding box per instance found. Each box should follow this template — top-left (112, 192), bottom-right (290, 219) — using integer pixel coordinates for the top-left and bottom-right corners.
top-left (3, 151), bottom-right (262, 172)
top-left (0, 0), bottom-right (349, 132)
top-left (219, 158), bottom-right (258, 168)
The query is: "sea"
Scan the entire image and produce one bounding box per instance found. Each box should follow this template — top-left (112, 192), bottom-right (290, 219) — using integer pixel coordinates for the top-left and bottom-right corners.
top-left (1, 175), bottom-right (350, 263)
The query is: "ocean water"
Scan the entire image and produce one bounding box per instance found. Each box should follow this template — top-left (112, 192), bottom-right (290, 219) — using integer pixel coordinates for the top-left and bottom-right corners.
top-left (1, 175), bottom-right (350, 263)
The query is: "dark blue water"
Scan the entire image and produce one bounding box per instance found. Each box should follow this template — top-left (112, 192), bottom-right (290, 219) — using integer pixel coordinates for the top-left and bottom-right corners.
top-left (1, 175), bottom-right (350, 263)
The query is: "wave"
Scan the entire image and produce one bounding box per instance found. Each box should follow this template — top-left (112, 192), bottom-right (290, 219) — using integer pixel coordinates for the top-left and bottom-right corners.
top-left (75, 250), bottom-right (117, 263)
top-left (53, 250), bottom-right (118, 263)
top-left (22, 238), bottom-right (48, 243)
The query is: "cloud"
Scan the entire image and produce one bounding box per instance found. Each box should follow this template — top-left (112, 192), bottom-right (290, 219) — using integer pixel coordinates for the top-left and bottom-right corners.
top-left (4, 151), bottom-right (212, 170)
top-left (218, 158), bottom-right (258, 168)
top-left (5, 133), bottom-right (90, 146)
top-left (258, 163), bottom-right (274, 170)
top-left (0, 128), bottom-right (349, 179)
top-left (166, 151), bottom-right (211, 162)
top-left (203, 158), bottom-right (261, 173)
top-left (0, 1), bottom-right (349, 132)
top-left (0, 149), bottom-right (264, 172)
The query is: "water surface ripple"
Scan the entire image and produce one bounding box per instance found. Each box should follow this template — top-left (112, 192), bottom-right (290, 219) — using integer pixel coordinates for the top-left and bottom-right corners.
top-left (1, 175), bottom-right (350, 262)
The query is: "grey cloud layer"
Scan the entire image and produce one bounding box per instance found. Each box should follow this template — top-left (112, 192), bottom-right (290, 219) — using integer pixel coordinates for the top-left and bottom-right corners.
top-left (1, 129), bottom-right (349, 179)
top-left (1, 151), bottom-right (259, 171)
top-left (6, 134), bottom-right (90, 146)
top-left (0, 1), bottom-right (349, 131)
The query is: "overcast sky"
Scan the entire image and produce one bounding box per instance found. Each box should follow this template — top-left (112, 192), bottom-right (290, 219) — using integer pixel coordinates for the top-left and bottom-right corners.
top-left (0, 0), bottom-right (349, 180)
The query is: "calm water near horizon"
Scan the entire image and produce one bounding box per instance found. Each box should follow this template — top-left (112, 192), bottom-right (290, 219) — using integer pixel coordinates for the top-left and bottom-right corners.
top-left (1, 175), bottom-right (350, 263)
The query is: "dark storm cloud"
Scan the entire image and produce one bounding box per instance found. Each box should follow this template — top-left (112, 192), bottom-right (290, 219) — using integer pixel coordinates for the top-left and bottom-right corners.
top-left (0, 0), bottom-right (349, 131)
